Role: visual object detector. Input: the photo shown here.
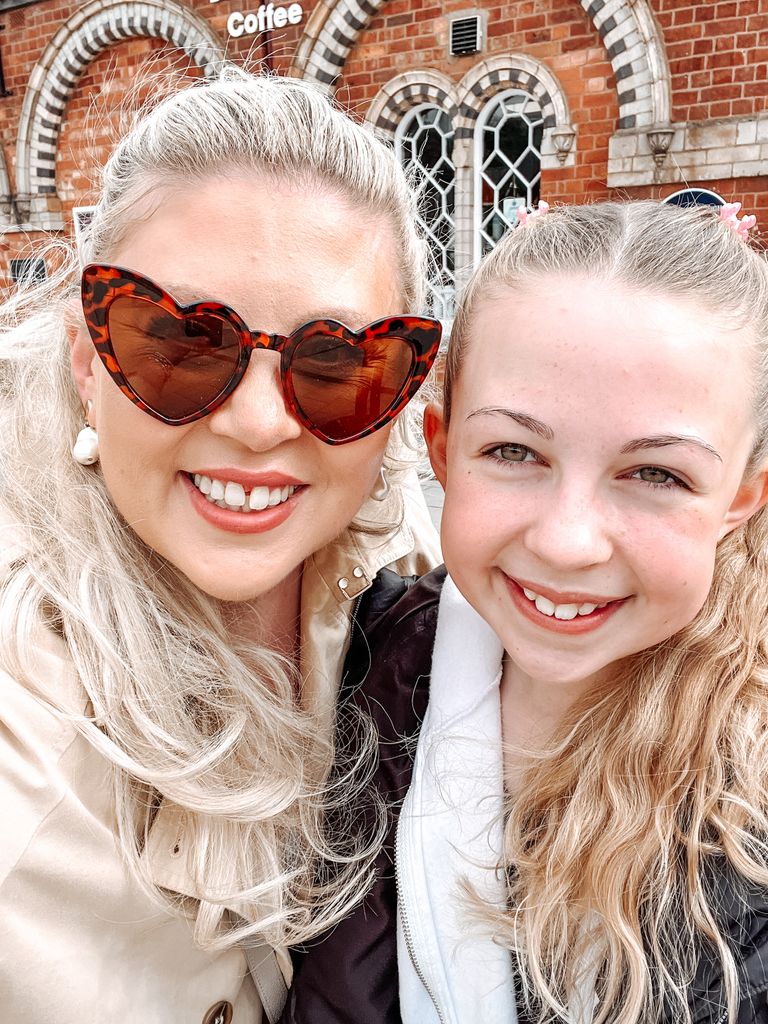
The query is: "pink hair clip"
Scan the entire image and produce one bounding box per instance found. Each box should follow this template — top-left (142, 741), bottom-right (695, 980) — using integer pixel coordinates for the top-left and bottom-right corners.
top-left (517, 200), bottom-right (550, 226)
top-left (718, 201), bottom-right (757, 241)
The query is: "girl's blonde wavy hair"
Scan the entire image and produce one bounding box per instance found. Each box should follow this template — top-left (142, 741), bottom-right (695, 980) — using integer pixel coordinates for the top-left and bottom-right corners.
top-left (0, 69), bottom-right (428, 949)
top-left (445, 201), bottom-right (768, 1024)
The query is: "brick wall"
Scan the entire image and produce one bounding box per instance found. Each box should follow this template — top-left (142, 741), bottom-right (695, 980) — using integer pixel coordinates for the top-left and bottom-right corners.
top-left (0, 0), bottom-right (766, 284)
top-left (0, 0), bottom-right (300, 280)
top-left (337, 0), bottom-right (767, 217)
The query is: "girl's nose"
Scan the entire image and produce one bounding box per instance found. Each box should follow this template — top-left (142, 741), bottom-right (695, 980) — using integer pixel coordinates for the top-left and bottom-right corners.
top-left (206, 351), bottom-right (303, 450)
top-left (524, 485), bottom-right (614, 571)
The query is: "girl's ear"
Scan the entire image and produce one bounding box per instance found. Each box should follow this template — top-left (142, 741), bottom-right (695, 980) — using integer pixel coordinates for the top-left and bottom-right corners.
top-left (66, 298), bottom-right (97, 416)
top-left (423, 402), bottom-right (448, 487)
top-left (719, 467), bottom-right (768, 539)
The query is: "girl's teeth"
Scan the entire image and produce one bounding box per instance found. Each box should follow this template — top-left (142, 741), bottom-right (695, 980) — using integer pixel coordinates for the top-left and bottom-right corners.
top-left (193, 474), bottom-right (296, 513)
top-left (523, 587), bottom-right (607, 619)
top-left (554, 604), bottom-right (578, 620)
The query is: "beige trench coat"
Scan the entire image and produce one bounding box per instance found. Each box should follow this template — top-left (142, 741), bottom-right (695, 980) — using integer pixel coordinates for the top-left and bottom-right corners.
top-left (0, 472), bottom-right (439, 1024)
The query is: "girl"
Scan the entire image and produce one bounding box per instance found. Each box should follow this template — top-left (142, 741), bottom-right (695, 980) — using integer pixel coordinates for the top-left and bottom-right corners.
top-left (288, 199), bottom-right (768, 1024)
top-left (0, 71), bottom-right (440, 1023)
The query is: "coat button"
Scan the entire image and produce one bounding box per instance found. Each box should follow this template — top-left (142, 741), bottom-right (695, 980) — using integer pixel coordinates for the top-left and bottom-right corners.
top-left (202, 1001), bottom-right (233, 1024)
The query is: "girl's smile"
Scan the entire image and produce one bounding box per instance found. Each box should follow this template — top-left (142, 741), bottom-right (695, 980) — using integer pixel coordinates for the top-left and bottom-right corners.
top-left (503, 574), bottom-right (629, 635)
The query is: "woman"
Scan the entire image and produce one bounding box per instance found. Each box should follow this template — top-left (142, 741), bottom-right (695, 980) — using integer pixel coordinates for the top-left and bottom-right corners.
top-left (0, 70), bottom-right (440, 1023)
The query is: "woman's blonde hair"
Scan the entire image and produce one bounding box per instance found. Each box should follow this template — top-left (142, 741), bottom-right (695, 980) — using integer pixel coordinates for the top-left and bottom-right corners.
top-left (445, 201), bottom-right (768, 1024)
top-left (0, 69), bottom-right (428, 949)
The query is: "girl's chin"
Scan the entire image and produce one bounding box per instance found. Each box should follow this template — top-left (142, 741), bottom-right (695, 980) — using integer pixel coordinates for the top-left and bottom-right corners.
top-left (503, 651), bottom-right (609, 692)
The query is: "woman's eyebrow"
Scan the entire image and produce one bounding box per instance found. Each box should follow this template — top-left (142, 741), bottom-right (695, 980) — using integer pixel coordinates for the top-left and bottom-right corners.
top-left (163, 287), bottom-right (371, 330)
top-left (465, 407), bottom-right (554, 440)
top-left (620, 435), bottom-right (723, 462)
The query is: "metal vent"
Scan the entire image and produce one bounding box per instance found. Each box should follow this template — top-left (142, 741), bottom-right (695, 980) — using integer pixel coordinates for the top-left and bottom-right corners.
top-left (10, 258), bottom-right (46, 284)
top-left (450, 15), bottom-right (481, 56)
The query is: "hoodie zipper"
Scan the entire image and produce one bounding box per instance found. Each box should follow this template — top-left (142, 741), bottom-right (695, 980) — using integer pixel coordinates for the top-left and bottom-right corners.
top-left (395, 811), bottom-right (448, 1024)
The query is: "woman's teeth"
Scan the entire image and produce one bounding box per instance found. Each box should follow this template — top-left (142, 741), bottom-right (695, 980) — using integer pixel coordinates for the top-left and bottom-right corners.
top-left (192, 474), bottom-right (296, 513)
top-left (521, 587), bottom-right (608, 620)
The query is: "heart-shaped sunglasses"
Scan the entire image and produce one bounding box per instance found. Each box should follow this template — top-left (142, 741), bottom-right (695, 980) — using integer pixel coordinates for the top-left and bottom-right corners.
top-left (81, 264), bottom-right (442, 445)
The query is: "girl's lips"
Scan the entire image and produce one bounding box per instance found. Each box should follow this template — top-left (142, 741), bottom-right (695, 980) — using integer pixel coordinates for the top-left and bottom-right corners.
top-left (182, 472), bottom-right (302, 535)
top-left (504, 574), bottom-right (628, 635)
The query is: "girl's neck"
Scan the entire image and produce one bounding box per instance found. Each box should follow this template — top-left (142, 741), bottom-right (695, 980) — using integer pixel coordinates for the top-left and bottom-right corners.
top-left (221, 563), bottom-right (302, 660)
top-left (499, 655), bottom-right (592, 793)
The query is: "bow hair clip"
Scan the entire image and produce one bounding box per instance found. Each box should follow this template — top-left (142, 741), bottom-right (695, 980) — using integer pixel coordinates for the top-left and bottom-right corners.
top-left (718, 201), bottom-right (757, 241)
top-left (517, 200), bottom-right (550, 226)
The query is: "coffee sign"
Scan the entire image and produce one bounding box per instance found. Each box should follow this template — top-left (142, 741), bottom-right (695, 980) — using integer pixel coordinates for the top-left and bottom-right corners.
top-left (209, 0), bottom-right (305, 38)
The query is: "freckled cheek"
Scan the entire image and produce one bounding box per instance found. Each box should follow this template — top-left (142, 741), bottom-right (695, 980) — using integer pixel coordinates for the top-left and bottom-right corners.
top-left (641, 533), bottom-right (718, 617)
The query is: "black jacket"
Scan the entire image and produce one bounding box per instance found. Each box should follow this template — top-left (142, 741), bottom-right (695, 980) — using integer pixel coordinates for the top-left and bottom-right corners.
top-left (281, 567), bottom-right (768, 1024)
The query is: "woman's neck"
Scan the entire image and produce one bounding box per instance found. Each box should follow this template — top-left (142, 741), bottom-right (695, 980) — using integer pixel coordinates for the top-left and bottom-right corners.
top-left (221, 563), bottom-right (303, 659)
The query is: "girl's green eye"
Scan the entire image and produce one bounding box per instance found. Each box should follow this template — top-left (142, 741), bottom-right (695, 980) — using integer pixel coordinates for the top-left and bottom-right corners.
top-left (495, 444), bottom-right (532, 462)
top-left (636, 467), bottom-right (676, 486)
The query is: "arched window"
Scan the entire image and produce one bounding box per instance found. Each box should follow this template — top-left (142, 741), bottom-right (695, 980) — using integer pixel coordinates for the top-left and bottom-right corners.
top-left (474, 90), bottom-right (543, 258)
top-left (395, 104), bottom-right (456, 321)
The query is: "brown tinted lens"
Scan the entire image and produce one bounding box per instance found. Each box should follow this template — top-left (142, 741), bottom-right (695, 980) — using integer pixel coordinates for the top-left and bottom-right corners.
top-left (107, 296), bottom-right (241, 419)
top-left (291, 331), bottom-right (414, 440)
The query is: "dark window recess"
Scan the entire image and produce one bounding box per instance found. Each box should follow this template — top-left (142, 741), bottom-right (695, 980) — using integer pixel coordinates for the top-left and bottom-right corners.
top-left (0, 38), bottom-right (11, 97)
top-left (10, 258), bottom-right (47, 284)
top-left (450, 16), bottom-right (481, 56)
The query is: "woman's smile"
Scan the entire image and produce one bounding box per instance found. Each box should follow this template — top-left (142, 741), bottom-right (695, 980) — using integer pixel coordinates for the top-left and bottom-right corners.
top-left (182, 470), bottom-right (305, 535)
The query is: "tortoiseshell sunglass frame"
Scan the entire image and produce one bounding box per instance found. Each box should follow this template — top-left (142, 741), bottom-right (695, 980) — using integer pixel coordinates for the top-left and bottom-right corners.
top-left (80, 264), bottom-right (443, 446)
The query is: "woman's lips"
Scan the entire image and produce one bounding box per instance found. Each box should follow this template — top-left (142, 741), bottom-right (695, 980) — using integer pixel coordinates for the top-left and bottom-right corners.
top-left (182, 472), bottom-right (303, 535)
top-left (504, 574), bottom-right (628, 634)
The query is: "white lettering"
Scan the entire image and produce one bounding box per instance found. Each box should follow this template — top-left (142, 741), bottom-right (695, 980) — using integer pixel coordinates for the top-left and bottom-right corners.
top-left (227, 10), bottom-right (244, 35)
top-left (226, 1), bottom-right (304, 37)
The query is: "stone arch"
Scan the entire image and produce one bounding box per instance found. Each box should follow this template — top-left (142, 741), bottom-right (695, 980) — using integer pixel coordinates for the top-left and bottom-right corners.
top-left (579, 0), bottom-right (669, 128)
top-left (366, 70), bottom-right (459, 137)
top-left (294, 0), bottom-right (671, 130)
top-left (15, 0), bottom-right (224, 229)
top-left (454, 54), bottom-right (571, 139)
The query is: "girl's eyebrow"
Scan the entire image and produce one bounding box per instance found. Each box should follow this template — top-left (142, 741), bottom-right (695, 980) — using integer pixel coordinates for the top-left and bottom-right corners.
top-left (465, 409), bottom-right (723, 463)
top-left (621, 435), bottom-right (723, 462)
top-left (465, 407), bottom-right (554, 439)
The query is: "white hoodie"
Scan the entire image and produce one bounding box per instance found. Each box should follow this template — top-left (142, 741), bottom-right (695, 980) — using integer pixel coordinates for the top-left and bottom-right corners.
top-left (396, 575), bottom-right (518, 1024)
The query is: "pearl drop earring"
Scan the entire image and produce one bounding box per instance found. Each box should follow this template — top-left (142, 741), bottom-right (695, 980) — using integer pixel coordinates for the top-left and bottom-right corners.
top-left (72, 402), bottom-right (99, 466)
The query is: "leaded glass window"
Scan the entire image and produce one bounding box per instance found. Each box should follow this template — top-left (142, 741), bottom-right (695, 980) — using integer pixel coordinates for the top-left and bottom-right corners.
top-left (396, 105), bottom-right (456, 321)
top-left (475, 90), bottom-right (543, 257)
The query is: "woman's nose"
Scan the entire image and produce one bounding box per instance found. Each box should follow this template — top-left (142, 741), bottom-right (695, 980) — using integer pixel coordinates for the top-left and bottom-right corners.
top-left (524, 484), bottom-right (614, 571)
top-left (205, 351), bottom-right (303, 450)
